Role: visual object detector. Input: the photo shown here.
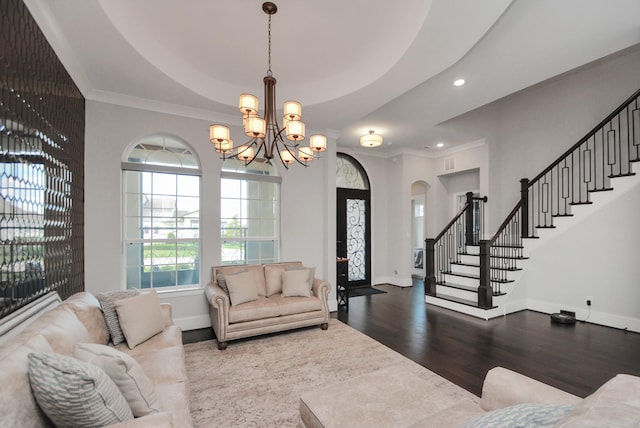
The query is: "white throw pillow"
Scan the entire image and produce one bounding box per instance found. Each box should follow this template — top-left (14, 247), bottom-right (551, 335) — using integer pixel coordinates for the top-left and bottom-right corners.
top-left (286, 265), bottom-right (316, 290)
top-left (74, 343), bottom-right (162, 417)
top-left (264, 265), bottom-right (285, 296)
top-left (282, 269), bottom-right (311, 297)
top-left (27, 352), bottom-right (133, 427)
top-left (226, 271), bottom-right (259, 305)
top-left (114, 290), bottom-right (164, 349)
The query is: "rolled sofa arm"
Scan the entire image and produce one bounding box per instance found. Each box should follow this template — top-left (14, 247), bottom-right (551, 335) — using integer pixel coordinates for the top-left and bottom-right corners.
top-left (480, 367), bottom-right (582, 412)
top-left (204, 283), bottom-right (230, 343)
top-left (312, 278), bottom-right (331, 298)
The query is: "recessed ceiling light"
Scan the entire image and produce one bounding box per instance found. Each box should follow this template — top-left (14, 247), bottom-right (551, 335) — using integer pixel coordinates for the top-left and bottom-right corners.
top-left (436, 142), bottom-right (445, 148)
top-left (454, 79), bottom-right (465, 87)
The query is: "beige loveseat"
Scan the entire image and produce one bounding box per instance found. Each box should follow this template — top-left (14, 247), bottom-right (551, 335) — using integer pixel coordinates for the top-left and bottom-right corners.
top-left (300, 365), bottom-right (640, 427)
top-left (205, 261), bottom-right (331, 350)
top-left (0, 291), bottom-right (192, 427)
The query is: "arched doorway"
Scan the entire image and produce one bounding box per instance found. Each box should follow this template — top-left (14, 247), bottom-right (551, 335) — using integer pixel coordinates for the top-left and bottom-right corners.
top-left (336, 153), bottom-right (371, 288)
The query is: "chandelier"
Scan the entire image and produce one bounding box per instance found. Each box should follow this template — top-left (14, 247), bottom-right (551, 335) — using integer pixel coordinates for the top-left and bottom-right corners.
top-left (209, 2), bottom-right (326, 168)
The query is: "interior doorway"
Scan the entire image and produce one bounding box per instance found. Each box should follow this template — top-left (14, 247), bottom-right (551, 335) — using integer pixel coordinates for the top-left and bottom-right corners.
top-left (411, 181), bottom-right (428, 277)
top-left (336, 153), bottom-right (371, 288)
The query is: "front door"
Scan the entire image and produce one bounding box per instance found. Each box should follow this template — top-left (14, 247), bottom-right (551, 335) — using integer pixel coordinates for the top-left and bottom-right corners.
top-left (337, 188), bottom-right (371, 288)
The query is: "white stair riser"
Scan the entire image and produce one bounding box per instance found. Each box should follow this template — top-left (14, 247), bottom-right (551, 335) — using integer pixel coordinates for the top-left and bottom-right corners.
top-left (437, 285), bottom-right (477, 300)
top-left (441, 273), bottom-right (478, 288)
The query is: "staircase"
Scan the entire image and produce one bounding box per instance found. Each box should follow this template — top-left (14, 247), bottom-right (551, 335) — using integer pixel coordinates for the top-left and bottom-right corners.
top-left (425, 87), bottom-right (640, 319)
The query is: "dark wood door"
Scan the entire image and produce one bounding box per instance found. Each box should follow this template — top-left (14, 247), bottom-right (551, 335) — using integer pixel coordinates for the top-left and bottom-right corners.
top-left (336, 188), bottom-right (371, 288)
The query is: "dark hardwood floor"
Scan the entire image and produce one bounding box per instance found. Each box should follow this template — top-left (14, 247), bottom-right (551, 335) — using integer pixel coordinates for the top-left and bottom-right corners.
top-left (184, 280), bottom-right (640, 398)
top-left (337, 281), bottom-right (640, 397)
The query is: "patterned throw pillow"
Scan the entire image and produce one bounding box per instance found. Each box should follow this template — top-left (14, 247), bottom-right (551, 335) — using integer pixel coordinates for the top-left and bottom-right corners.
top-left (27, 352), bottom-right (133, 427)
top-left (74, 343), bottom-right (162, 417)
top-left (461, 403), bottom-right (574, 428)
top-left (96, 290), bottom-right (139, 345)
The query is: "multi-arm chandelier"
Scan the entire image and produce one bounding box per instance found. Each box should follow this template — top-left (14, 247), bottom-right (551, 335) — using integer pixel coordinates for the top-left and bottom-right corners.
top-left (209, 2), bottom-right (326, 168)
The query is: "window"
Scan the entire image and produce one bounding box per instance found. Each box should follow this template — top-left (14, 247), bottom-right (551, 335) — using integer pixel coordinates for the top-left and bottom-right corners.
top-left (122, 136), bottom-right (201, 290)
top-left (220, 158), bottom-right (281, 265)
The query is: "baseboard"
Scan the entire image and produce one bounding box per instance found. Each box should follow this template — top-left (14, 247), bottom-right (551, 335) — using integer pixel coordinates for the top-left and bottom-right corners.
top-left (526, 299), bottom-right (640, 333)
top-left (174, 314), bottom-right (211, 331)
top-left (375, 276), bottom-right (413, 287)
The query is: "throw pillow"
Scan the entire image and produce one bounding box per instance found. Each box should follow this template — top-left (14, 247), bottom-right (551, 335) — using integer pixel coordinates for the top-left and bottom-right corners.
top-left (225, 271), bottom-right (259, 306)
top-left (282, 269), bottom-right (311, 297)
top-left (74, 343), bottom-right (162, 417)
top-left (264, 265), bottom-right (285, 296)
top-left (286, 265), bottom-right (316, 290)
top-left (217, 273), bottom-right (230, 295)
top-left (27, 352), bottom-right (133, 427)
top-left (114, 290), bottom-right (164, 349)
top-left (96, 290), bottom-right (139, 345)
top-left (461, 403), bottom-right (574, 428)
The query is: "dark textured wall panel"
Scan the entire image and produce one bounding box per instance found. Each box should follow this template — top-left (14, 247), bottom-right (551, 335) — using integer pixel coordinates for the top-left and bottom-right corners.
top-left (1, 0), bottom-right (85, 317)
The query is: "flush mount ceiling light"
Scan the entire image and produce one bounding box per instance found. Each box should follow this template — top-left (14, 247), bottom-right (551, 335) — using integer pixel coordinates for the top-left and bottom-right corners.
top-left (436, 142), bottom-right (445, 148)
top-left (359, 130), bottom-right (383, 148)
top-left (209, 2), bottom-right (326, 168)
top-left (454, 79), bottom-right (465, 87)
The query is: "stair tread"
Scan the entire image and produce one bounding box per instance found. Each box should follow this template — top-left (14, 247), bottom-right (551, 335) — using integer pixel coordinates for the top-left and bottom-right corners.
top-left (609, 172), bottom-right (635, 178)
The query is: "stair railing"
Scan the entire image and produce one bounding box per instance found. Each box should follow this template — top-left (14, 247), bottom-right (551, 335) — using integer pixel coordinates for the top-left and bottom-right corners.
top-left (425, 192), bottom-right (487, 298)
top-left (480, 87), bottom-right (640, 300)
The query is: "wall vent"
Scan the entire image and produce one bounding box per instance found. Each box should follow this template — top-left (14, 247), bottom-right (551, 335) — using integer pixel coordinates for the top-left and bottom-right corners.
top-left (444, 157), bottom-right (455, 171)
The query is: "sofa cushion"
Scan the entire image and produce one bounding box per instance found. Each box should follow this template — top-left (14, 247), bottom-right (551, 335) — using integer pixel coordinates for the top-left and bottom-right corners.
top-left (115, 290), bottom-right (165, 349)
top-left (0, 334), bottom-right (54, 428)
top-left (27, 352), bottom-right (133, 427)
top-left (228, 296), bottom-right (281, 323)
top-left (282, 269), bottom-right (312, 297)
top-left (556, 374), bottom-right (640, 427)
top-left (64, 292), bottom-right (111, 345)
top-left (226, 271), bottom-right (260, 305)
top-left (97, 290), bottom-right (139, 345)
top-left (460, 403), bottom-right (574, 428)
top-left (22, 306), bottom-right (93, 356)
top-left (74, 343), bottom-right (162, 417)
top-left (264, 264), bottom-right (286, 296)
top-left (272, 294), bottom-right (323, 316)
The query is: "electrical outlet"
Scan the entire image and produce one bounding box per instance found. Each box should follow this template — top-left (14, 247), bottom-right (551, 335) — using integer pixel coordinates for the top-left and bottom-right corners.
top-left (587, 296), bottom-right (593, 306)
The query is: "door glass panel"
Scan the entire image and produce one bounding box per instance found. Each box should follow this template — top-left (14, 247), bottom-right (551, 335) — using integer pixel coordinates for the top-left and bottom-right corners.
top-left (346, 198), bottom-right (366, 281)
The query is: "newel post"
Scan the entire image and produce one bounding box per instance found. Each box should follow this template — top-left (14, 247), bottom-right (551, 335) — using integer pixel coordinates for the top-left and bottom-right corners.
top-left (478, 240), bottom-right (493, 309)
top-left (424, 238), bottom-right (436, 296)
top-left (520, 178), bottom-right (530, 238)
top-left (464, 191), bottom-right (474, 245)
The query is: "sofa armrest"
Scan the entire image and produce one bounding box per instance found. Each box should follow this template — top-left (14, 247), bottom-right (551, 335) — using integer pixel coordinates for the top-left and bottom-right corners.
top-left (312, 278), bottom-right (331, 298)
top-left (205, 283), bottom-right (230, 343)
top-left (108, 411), bottom-right (173, 427)
top-left (480, 367), bottom-right (582, 412)
top-left (159, 303), bottom-right (174, 328)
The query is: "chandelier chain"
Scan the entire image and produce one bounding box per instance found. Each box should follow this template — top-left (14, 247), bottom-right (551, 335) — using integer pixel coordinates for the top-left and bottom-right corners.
top-left (267, 13), bottom-right (272, 77)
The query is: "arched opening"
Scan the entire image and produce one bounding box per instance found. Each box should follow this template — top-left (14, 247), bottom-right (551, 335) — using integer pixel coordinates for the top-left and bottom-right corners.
top-left (336, 153), bottom-right (371, 288)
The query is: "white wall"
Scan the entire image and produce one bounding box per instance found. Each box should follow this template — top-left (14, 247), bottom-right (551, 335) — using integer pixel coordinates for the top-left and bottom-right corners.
top-left (85, 101), bottom-right (337, 329)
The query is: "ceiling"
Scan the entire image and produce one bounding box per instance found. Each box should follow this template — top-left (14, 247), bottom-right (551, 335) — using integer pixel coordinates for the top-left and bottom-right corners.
top-left (25, 0), bottom-right (640, 155)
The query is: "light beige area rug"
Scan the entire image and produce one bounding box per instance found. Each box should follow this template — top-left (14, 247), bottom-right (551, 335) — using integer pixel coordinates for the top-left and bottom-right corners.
top-left (185, 319), bottom-right (477, 427)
